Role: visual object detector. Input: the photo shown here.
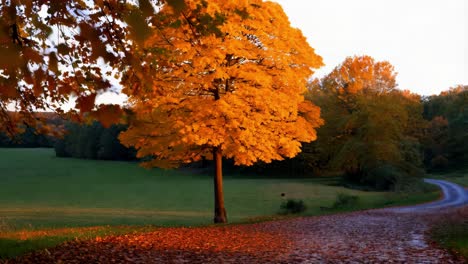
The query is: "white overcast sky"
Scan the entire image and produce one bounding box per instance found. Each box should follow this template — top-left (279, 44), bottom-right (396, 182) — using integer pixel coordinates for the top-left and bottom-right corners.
top-left (79, 0), bottom-right (468, 107)
top-left (271, 0), bottom-right (467, 95)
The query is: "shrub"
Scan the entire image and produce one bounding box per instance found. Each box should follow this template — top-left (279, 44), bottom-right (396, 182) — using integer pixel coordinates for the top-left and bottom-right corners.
top-left (431, 155), bottom-right (449, 170)
top-left (279, 199), bottom-right (307, 214)
top-left (362, 165), bottom-right (398, 190)
top-left (360, 163), bottom-right (424, 191)
top-left (332, 193), bottom-right (359, 209)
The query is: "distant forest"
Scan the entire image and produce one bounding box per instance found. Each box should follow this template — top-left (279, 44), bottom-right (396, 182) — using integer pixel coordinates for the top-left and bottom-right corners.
top-left (54, 122), bottom-right (136, 161)
top-left (0, 120), bottom-right (136, 161)
top-left (422, 87), bottom-right (467, 170)
top-left (292, 85), bottom-right (467, 190)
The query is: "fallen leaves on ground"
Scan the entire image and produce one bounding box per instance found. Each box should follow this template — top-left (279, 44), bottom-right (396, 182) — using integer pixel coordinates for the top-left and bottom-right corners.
top-left (5, 208), bottom-right (467, 263)
top-left (7, 224), bottom-right (292, 263)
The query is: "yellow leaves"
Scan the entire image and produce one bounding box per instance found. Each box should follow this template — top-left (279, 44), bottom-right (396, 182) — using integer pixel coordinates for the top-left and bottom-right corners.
top-left (229, 64), bottom-right (273, 88)
top-left (120, 0), bottom-right (324, 168)
top-left (329, 55), bottom-right (397, 96)
top-left (299, 100), bottom-right (324, 128)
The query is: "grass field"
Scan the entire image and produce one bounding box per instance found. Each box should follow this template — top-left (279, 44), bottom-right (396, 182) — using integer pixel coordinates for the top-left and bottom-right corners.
top-left (0, 148), bottom-right (440, 259)
top-left (430, 207), bottom-right (468, 260)
top-left (429, 168), bottom-right (468, 259)
top-left (431, 168), bottom-right (468, 187)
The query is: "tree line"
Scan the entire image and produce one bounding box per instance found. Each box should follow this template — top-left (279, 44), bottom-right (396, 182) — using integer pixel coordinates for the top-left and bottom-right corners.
top-left (54, 121), bottom-right (136, 161)
top-left (0, 112), bottom-right (61, 148)
top-left (250, 57), bottom-right (467, 191)
top-left (300, 56), bottom-right (426, 191)
top-left (297, 56), bottom-right (468, 189)
top-left (0, 127), bottom-right (54, 148)
top-left (422, 86), bottom-right (468, 171)
top-left (0, 118), bottom-right (136, 161)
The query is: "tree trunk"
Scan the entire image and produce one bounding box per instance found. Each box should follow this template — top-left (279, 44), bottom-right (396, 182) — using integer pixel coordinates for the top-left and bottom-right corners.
top-left (213, 147), bottom-right (227, 223)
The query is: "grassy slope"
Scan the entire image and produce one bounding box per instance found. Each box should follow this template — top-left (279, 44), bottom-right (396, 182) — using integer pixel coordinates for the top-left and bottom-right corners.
top-left (430, 168), bottom-right (468, 187)
top-left (429, 169), bottom-right (468, 260)
top-left (0, 148), bottom-right (439, 259)
top-left (430, 207), bottom-right (468, 260)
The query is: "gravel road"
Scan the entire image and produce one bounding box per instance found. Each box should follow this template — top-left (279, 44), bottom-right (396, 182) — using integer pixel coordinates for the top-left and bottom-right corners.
top-left (386, 179), bottom-right (468, 213)
top-left (278, 179), bottom-right (468, 263)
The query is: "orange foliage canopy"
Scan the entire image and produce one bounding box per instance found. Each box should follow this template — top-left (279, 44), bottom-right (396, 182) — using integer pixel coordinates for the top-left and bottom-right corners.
top-left (119, 0), bottom-right (324, 167)
top-left (322, 55), bottom-right (397, 97)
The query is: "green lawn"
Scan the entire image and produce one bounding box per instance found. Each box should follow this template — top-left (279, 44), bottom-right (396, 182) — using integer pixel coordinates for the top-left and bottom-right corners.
top-left (430, 168), bottom-right (468, 187)
top-left (430, 207), bottom-right (468, 260)
top-left (0, 148), bottom-right (439, 259)
top-left (429, 168), bottom-right (468, 260)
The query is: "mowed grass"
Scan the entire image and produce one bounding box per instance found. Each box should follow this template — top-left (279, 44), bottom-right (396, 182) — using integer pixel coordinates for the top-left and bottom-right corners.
top-left (429, 168), bottom-right (468, 259)
top-left (431, 168), bottom-right (468, 187)
top-left (430, 207), bottom-right (468, 260)
top-left (0, 148), bottom-right (439, 259)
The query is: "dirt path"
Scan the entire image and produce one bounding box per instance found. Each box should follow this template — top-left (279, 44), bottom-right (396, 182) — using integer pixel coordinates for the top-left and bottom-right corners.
top-left (8, 180), bottom-right (467, 263)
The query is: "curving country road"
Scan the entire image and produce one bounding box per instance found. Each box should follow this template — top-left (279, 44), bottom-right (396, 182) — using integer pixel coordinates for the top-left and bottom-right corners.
top-left (280, 179), bottom-right (468, 263)
top-left (271, 179), bottom-right (468, 263)
top-left (11, 179), bottom-right (468, 263)
top-left (387, 179), bottom-right (468, 213)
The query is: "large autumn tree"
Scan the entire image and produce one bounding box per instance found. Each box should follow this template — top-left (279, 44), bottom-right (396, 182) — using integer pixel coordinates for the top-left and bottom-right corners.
top-left (304, 56), bottom-right (426, 190)
top-left (119, 0), bottom-right (324, 223)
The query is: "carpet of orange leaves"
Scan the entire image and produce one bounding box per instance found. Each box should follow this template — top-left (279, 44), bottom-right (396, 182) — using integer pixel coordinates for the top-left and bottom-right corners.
top-left (5, 209), bottom-right (467, 263)
top-left (7, 224), bottom-right (292, 263)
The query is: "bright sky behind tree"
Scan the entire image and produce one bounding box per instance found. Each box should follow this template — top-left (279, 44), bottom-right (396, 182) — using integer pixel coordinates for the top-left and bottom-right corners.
top-left (271, 0), bottom-right (467, 95)
top-left (69, 0), bottom-right (468, 108)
